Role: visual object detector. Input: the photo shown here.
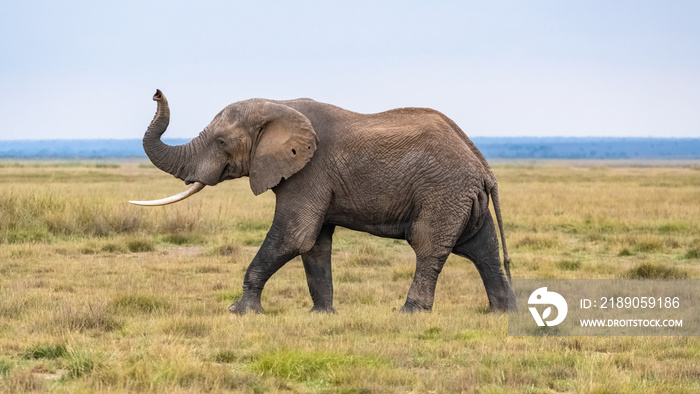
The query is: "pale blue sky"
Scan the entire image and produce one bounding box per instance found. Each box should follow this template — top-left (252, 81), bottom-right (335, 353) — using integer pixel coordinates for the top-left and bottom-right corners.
top-left (1, 1), bottom-right (698, 140)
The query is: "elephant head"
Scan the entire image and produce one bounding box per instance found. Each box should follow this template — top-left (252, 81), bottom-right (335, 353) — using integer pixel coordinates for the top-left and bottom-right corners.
top-left (130, 90), bottom-right (318, 205)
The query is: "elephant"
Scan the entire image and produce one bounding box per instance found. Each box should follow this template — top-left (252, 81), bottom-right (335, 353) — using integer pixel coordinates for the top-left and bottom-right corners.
top-left (130, 89), bottom-right (516, 314)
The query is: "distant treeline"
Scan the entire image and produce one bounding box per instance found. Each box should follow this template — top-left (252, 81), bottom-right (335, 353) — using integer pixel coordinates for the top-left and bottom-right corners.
top-left (1, 138), bottom-right (699, 160)
top-left (471, 137), bottom-right (700, 159)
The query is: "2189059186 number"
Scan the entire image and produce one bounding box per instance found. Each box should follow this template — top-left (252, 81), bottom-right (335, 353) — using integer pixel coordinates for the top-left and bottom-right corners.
top-left (599, 296), bottom-right (680, 309)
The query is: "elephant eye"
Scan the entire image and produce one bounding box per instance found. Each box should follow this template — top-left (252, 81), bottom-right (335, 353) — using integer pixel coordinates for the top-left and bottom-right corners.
top-left (216, 138), bottom-right (226, 147)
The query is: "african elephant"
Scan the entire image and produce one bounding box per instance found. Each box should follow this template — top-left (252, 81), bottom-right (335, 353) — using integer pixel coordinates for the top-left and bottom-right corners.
top-left (131, 90), bottom-right (516, 314)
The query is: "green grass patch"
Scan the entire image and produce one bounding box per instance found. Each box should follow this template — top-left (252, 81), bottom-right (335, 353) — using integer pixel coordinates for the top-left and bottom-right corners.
top-left (0, 358), bottom-right (12, 377)
top-left (618, 248), bottom-right (634, 256)
top-left (249, 350), bottom-right (386, 384)
top-left (455, 329), bottom-right (484, 341)
top-left (5, 228), bottom-right (51, 244)
top-left (100, 242), bottom-right (128, 254)
top-left (557, 260), bottom-right (581, 271)
top-left (655, 222), bottom-right (689, 234)
top-left (625, 263), bottom-right (690, 279)
top-left (418, 327), bottom-right (442, 340)
top-left (215, 290), bottom-right (243, 303)
top-left (22, 343), bottom-right (67, 359)
top-left (66, 349), bottom-right (101, 378)
top-left (127, 239), bottom-right (155, 252)
top-left (111, 294), bottom-right (170, 314)
top-left (212, 350), bottom-right (238, 364)
top-left (683, 248), bottom-right (700, 259)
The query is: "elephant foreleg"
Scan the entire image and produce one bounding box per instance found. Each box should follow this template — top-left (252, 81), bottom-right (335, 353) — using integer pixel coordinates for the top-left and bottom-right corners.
top-left (301, 224), bottom-right (336, 313)
top-left (229, 196), bottom-right (329, 315)
top-left (229, 231), bottom-right (299, 315)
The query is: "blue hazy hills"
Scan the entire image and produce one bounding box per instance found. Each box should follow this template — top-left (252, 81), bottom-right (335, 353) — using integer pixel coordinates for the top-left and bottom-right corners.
top-left (1, 138), bottom-right (699, 160)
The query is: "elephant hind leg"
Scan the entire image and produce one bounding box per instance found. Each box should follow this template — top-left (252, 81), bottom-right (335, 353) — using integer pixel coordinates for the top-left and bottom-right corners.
top-left (401, 214), bottom-right (462, 313)
top-left (452, 213), bottom-right (516, 312)
top-left (301, 224), bottom-right (336, 313)
top-left (400, 252), bottom-right (451, 313)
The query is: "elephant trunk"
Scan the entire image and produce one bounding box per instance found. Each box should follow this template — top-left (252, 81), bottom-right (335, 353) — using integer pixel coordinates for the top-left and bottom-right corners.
top-left (132, 89), bottom-right (206, 206)
top-left (143, 89), bottom-right (201, 182)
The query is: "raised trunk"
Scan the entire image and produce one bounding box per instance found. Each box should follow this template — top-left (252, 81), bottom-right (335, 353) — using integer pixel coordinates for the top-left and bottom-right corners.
top-left (143, 89), bottom-right (196, 181)
top-left (131, 90), bottom-right (208, 207)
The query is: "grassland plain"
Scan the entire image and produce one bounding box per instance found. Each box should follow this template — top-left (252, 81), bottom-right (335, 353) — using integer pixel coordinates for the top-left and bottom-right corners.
top-left (0, 160), bottom-right (698, 393)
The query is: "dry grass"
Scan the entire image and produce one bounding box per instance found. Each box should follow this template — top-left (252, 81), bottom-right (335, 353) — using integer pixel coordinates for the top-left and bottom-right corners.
top-left (0, 160), bottom-right (699, 392)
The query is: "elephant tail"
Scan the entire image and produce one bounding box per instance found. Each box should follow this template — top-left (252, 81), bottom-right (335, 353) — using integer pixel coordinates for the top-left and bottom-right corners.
top-left (490, 184), bottom-right (512, 284)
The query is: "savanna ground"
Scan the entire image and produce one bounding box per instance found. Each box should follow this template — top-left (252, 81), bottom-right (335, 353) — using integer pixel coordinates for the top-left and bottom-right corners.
top-left (0, 160), bottom-right (698, 393)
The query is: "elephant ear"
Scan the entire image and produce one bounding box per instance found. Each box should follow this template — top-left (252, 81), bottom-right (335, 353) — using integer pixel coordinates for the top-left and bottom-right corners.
top-left (248, 102), bottom-right (318, 195)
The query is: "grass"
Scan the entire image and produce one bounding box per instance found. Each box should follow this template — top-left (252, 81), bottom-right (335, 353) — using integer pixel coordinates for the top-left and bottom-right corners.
top-left (0, 160), bottom-right (698, 392)
top-left (111, 294), bottom-right (171, 314)
top-left (625, 262), bottom-right (690, 279)
top-left (684, 248), bottom-right (700, 259)
top-left (556, 259), bottom-right (582, 271)
top-left (22, 344), bottom-right (68, 360)
top-left (249, 349), bottom-right (389, 389)
top-left (49, 302), bottom-right (123, 332)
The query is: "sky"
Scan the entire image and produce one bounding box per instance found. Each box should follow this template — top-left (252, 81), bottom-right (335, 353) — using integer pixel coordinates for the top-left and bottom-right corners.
top-left (1, 1), bottom-right (699, 140)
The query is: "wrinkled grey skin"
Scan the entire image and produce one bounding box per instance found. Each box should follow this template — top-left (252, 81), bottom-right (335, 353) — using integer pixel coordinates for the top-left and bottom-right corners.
top-left (141, 90), bottom-right (516, 314)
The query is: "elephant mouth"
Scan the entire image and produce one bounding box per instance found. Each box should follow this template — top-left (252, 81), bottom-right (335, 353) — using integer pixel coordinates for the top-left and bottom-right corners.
top-left (220, 163), bottom-right (238, 181)
top-left (182, 163), bottom-right (236, 187)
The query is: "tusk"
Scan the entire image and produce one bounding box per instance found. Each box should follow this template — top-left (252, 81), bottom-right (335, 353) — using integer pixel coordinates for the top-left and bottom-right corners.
top-left (129, 182), bottom-right (205, 206)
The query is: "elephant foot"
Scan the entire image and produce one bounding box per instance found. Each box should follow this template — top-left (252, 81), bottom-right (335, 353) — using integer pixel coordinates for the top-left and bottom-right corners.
top-left (310, 304), bottom-right (336, 314)
top-left (486, 287), bottom-right (518, 313)
top-left (489, 297), bottom-right (518, 313)
top-left (228, 297), bottom-right (263, 315)
top-left (399, 300), bottom-right (432, 313)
